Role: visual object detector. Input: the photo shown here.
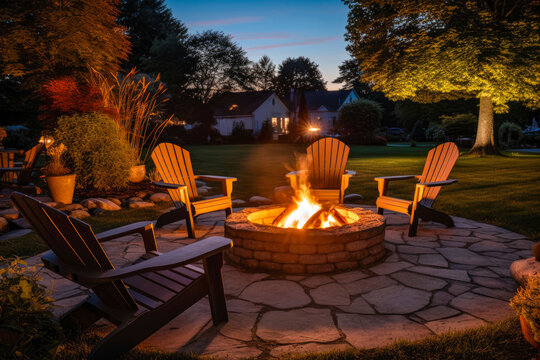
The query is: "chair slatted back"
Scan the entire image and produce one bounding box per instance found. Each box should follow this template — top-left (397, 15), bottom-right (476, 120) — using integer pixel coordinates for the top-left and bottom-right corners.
top-left (419, 142), bottom-right (459, 206)
top-left (18, 144), bottom-right (44, 185)
top-left (151, 143), bottom-right (199, 204)
top-left (306, 138), bottom-right (350, 189)
top-left (0, 152), bottom-right (15, 183)
top-left (10, 192), bottom-right (137, 310)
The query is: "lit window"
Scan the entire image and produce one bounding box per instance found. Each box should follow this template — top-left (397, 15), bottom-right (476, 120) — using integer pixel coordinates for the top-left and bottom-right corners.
top-left (317, 116), bottom-right (321, 121)
top-left (284, 118), bottom-right (290, 133)
top-left (272, 117), bottom-right (278, 128)
top-left (229, 104), bottom-right (239, 111)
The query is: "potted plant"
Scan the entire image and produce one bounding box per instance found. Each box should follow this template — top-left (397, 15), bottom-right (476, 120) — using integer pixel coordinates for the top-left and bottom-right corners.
top-left (510, 275), bottom-right (540, 352)
top-left (43, 144), bottom-right (76, 204)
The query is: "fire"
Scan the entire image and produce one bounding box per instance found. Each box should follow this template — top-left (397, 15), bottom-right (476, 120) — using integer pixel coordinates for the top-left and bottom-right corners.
top-left (273, 185), bottom-right (345, 229)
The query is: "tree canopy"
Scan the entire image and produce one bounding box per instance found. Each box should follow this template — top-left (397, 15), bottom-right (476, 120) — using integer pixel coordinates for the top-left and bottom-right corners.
top-left (344, 0), bottom-right (540, 154)
top-left (251, 55), bottom-right (276, 91)
top-left (275, 57), bottom-right (326, 96)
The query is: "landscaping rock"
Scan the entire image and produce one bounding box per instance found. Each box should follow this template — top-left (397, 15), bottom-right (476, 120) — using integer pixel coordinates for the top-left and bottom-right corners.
top-left (0, 217), bottom-right (8, 233)
top-left (273, 185), bottom-right (294, 203)
top-left (343, 193), bottom-right (364, 203)
top-left (70, 210), bottom-right (90, 219)
top-left (149, 193), bottom-right (170, 203)
top-left (127, 197), bottom-right (143, 203)
top-left (59, 203), bottom-right (84, 211)
top-left (231, 199), bottom-right (247, 207)
top-left (249, 196), bottom-right (272, 205)
top-left (510, 257), bottom-right (540, 285)
top-left (81, 198), bottom-right (121, 211)
top-left (108, 198), bottom-right (122, 206)
top-left (135, 191), bottom-right (147, 199)
top-left (11, 218), bottom-right (31, 229)
top-left (90, 208), bottom-right (106, 216)
top-left (129, 201), bottom-right (155, 209)
top-left (0, 208), bottom-right (19, 220)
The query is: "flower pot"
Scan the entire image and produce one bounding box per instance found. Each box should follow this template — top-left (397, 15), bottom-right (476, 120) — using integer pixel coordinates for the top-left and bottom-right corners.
top-left (46, 174), bottom-right (76, 204)
top-left (128, 164), bottom-right (146, 183)
top-left (520, 315), bottom-right (540, 350)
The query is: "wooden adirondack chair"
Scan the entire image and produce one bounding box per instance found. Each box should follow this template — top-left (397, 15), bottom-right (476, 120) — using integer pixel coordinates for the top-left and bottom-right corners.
top-left (0, 143), bottom-right (44, 185)
top-left (375, 142), bottom-right (459, 236)
top-left (151, 142), bottom-right (237, 238)
top-left (11, 192), bottom-right (232, 359)
top-left (286, 137), bottom-right (355, 203)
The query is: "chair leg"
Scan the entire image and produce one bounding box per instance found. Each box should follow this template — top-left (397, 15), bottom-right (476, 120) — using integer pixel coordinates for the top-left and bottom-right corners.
top-left (416, 204), bottom-right (455, 228)
top-left (186, 213), bottom-right (196, 239)
top-left (60, 299), bottom-right (102, 332)
top-left (408, 213), bottom-right (419, 237)
top-left (377, 207), bottom-right (384, 215)
top-left (203, 253), bottom-right (228, 326)
top-left (225, 207), bottom-right (232, 216)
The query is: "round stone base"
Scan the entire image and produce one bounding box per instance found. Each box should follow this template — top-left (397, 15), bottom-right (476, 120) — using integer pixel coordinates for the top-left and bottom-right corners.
top-left (224, 205), bottom-right (386, 274)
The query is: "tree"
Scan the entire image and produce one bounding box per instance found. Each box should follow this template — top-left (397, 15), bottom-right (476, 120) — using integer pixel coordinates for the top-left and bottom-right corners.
top-left (251, 55), bottom-right (276, 91)
top-left (0, 0), bottom-right (130, 91)
top-left (333, 58), bottom-right (372, 95)
top-left (186, 31), bottom-right (252, 104)
top-left (275, 57), bottom-right (326, 96)
top-left (118, 0), bottom-right (187, 70)
top-left (344, 0), bottom-right (540, 155)
top-left (337, 99), bottom-right (382, 143)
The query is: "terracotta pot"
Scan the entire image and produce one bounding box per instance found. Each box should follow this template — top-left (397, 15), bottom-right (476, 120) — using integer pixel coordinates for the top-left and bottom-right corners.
top-left (128, 164), bottom-right (146, 183)
top-left (520, 315), bottom-right (540, 350)
top-left (46, 174), bottom-right (76, 204)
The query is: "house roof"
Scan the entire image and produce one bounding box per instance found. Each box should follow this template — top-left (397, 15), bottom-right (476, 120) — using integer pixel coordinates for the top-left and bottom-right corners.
top-left (304, 90), bottom-right (355, 112)
top-left (213, 91), bottom-right (274, 117)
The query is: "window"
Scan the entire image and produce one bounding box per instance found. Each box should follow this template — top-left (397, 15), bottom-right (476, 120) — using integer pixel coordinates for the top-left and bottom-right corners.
top-left (272, 117), bottom-right (278, 128)
top-left (272, 98), bottom-right (275, 105)
top-left (283, 117), bottom-right (290, 134)
top-left (229, 104), bottom-right (239, 111)
top-left (317, 116), bottom-right (321, 121)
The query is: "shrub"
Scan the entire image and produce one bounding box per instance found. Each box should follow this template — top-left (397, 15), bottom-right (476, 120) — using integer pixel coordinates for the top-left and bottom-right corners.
top-left (230, 122), bottom-right (253, 143)
top-left (498, 121), bottom-right (524, 149)
top-left (258, 120), bottom-right (273, 143)
top-left (337, 99), bottom-right (382, 143)
top-left (0, 257), bottom-right (63, 359)
top-left (425, 124), bottom-right (446, 142)
top-left (440, 113), bottom-right (477, 140)
top-left (55, 112), bottom-right (135, 190)
top-left (510, 275), bottom-right (540, 342)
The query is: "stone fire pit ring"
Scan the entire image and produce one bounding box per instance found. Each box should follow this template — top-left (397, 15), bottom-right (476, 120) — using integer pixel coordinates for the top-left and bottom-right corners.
top-left (224, 205), bottom-right (386, 274)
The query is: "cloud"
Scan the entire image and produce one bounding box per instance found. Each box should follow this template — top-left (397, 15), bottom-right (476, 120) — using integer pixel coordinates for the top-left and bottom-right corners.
top-left (233, 33), bottom-right (291, 40)
top-left (187, 16), bottom-right (262, 27)
top-left (246, 36), bottom-right (341, 51)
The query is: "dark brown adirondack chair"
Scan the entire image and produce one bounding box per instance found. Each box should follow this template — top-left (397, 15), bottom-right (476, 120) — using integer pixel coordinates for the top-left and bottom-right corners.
top-left (286, 137), bottom-right (355, 203)
top-left (11, 192), bottom-right (232, 360)
top-left (151, 142), bottom-right (237, 238)
top-left (0, 143), bottom-right (44, 186)
top-left (375, 142), bottom-right (459, 236)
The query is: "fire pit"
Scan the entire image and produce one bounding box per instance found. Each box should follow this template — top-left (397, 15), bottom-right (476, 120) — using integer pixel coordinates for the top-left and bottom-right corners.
top-left (225, 185), bottom-right (386, 274)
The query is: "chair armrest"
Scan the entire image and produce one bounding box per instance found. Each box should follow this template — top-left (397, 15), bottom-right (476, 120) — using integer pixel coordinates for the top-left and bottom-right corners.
top-left (374, 175), bottom-right (418, 182)
top-left (344, 170), bottom-right (356, 177)
top-left (196, 175), bottom-right (237, 182)
top-left (0, 167), bottom-right (23, 173)
top-left (285, 170), bottom-right (309, 178)
top-left (78, 236), bottom-right (232, 283)
top-left (417, 179), bottom-right (457, 187)
top-left (96, 221), bottom-right (157, 253)
top-left (153, 181), bottom-right (184, 189)
top-left (0, 149), bottom-right (24, 155)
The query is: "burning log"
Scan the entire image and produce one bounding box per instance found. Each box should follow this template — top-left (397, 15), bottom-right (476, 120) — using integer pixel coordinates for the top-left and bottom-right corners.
top-left (272, 202), bottom-right (297, 226)
top-left (331, 208), bottom-right (348, 226)
top-left (301, 208), bottom-right (326, 229)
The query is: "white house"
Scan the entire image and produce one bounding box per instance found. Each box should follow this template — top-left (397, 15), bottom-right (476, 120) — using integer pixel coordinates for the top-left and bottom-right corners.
top-left (213, 91), bottom-right (290, 136)
top-left (301, 89), bottom-right (359, 134)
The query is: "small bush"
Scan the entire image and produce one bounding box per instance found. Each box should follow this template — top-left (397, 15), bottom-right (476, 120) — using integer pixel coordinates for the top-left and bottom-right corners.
top-left (337, 99), bottom-right (382, 143)
top-left (258, 120), bottom-right (273, 143)
top-left (0, 257), bottom-right (63, 359)
top-left (510, 275), bottom-right (540, 342)
top-left (55, 112), bottom-right (135, 190)
top-left (229, 122), bottom-right (253, 143)
top-left (425, 124), bottom-right (446, 142)
top-left (440, 113), bottom-right (477, 140)
top-left (498, 121), bottom-right (524, 149)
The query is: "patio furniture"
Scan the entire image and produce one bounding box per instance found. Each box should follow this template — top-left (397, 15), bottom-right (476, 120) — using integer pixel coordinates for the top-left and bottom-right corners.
top-left (11, 192), bottom-right (232, 359)
top-left (151, 142), bottom-right (237, 238)
top-left (0, 143), bottom-right (44, 186)
top-left (286, 137), bottom-right (355, 203)
top-left (375, 142), bottom-right (459, 236)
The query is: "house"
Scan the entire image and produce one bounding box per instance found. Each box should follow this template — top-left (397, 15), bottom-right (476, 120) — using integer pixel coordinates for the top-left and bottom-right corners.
top-left (301, 89), bottom-right (359, 134)
top-left (213, 91), bottom-right (290, 136)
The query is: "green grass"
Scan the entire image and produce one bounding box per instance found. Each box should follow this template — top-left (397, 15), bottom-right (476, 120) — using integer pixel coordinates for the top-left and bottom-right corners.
top-left (55, 317), bottom-right (537, 360)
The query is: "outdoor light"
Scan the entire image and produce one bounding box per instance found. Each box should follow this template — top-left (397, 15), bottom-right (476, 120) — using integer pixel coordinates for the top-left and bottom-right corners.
top-left (39, 131), bottom-right (54, 149)
top-left (308, 127), bottom-right (320, 132)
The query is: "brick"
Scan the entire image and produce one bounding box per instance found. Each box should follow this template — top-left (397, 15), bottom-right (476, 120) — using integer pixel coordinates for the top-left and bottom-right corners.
top-left (226, 252), bottom-right (241, 264)
top-left (272, 252), bottom-right (299, 264)
top-left (242, 239), bottom-right (266, 251)
top-left (306, 264), bottom-right (335, 274)
top-left (289, 244), bottom-right (318, 254)
top-left (335, 261), bottom-right (359, 270)
top-left (360, 256), bottom-right (378, 267)
top-left (253, 251), bottom-right (273, 261)
top-left (299, 254), bottom-right (327, 265)
top-left (264, 242), bottom-right (289, 252)
top-left (239, 258), bottom-right (259, 269)
top-left (233, 247), bottom-right (253, 258)
top-left (366, 233), bottom-right (385, 247)
top-left (345, 240), bottom-right (369, 252)
top-left (350, 249), bottom-right (369, 260)
top-left (368, 243), bottom-right (386, 255)
top-left (282, 264), bottom-right (306, 273)
top-left (327, 251), bottom-right (351, 263)
top-left (317, 243), bottom-right (344, 254)
top-left (259, 261), bottom-right (282, 272)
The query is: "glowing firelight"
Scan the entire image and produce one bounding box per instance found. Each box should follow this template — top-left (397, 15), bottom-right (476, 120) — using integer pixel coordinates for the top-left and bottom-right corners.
top-left (274, 184), bottom-right (342, 229)
top-left (308, 127), bottom-right (320, 132)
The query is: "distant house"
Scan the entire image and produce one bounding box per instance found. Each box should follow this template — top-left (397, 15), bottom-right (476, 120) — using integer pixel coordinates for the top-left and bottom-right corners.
top-left (302, 89), bottom-right (359, 134)
top-left (213, 91), bottom-right (290, 136)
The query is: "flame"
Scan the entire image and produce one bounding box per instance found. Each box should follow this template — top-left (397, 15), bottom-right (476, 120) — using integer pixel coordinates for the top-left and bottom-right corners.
top-left (275, 184), bottom-right (341, 229)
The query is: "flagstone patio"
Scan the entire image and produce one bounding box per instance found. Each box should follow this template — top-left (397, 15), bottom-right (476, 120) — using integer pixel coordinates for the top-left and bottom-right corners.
top-left (26, 205), bottom-right (534, 359)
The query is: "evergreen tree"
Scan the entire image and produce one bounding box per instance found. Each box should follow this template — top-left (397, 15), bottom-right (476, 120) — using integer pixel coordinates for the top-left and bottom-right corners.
top-left (344, 0), bottom-right (540, 154)
top-left (251, 55), bottom-right (276, 91)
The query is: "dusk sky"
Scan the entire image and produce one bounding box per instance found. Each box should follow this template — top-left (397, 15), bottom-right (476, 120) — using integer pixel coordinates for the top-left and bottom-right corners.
top-left (166, 0), bottom-right (349, 90)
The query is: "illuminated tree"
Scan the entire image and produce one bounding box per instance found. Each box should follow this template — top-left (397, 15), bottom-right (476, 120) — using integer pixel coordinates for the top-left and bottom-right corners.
top-left (344, 0), bottom-right (540, 154)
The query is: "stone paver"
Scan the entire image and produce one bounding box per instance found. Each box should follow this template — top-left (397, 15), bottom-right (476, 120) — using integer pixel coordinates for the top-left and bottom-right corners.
top-left (25, 206), bottom-right (524, 358)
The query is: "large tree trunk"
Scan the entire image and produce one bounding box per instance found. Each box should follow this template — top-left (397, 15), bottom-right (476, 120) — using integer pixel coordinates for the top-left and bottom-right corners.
top-left (469, 95), bottom-right (499, 155)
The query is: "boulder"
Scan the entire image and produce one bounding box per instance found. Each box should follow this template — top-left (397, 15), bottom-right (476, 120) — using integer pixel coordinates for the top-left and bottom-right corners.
top-left (0, 217), bottom-right (8, 233)
top-left (135, 191), bottom-right (148, 199)
top-left (59, 203), bottom-right (85, 211)
top-left (249, 196), bottom-right (273, 205)
top-left (44, 202), bottom-right (57, 208)
top-left (69, 210), bottom-right (90, 219)
top-left (90, 208), bottom-right (106, 216)
top-left (128, 197), bottom-right (143, 203)
top-left (0, 208), bottom-right (19, 220)
top-left (232, 199), bottom-right (247, 207)
top-left (81, 198), bottom-right (121, 211)
top-left (108, 198), bottom-right (122, 206)
top-left (510, 257), bottom-right (540, 285)
top-left (129, 201), bottom-right (155, 209)
top-left (344, 194), bottom-right (364, 203)
top-left (149, 193), bottom-right (170, 203)
top-left (274, 186), bottom-right (294, 204)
